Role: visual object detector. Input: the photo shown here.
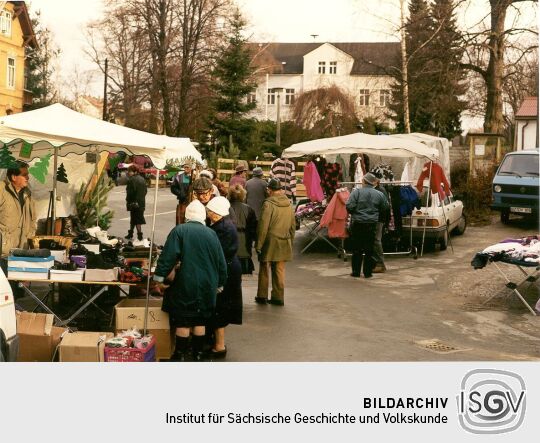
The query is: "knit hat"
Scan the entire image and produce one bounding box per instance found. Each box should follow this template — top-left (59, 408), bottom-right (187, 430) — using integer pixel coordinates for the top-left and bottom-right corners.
top-left (193, 177), bottom-right (213, 192)
top-left (235, 164), bottom-right (247, 173)
top-left (199, 169), bottom-right (214, 180)
top-left (362, 172), bottom-right (378, 186)
top-left (185, 200), bottom-right (206, 223)
top-left (267, 178), bottom-right (282, 191)
top-left (252, 167), bottom-right (264, 177)
top-left (206, 196), bottom-right (230, 217)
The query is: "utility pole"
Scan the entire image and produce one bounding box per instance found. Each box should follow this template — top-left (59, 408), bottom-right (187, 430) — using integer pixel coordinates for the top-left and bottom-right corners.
top-left (274, 87), bottom-right (284, 146)
top-left (400, 0), bottom-right (411, 133)
top-left (102, 58), bottom-right (108, 121)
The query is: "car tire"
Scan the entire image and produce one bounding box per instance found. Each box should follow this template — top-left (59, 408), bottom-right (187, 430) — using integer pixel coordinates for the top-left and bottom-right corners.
top-left (501, 210), bottom-right (510, 224)
top-left (439, 230), bottom-right (448, 251)
top-left (453, 214), bottom-right (467, 235)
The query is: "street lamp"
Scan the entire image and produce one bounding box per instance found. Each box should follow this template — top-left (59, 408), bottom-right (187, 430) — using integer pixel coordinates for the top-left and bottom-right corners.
top-left (272, 87), bottom-right (284, 146)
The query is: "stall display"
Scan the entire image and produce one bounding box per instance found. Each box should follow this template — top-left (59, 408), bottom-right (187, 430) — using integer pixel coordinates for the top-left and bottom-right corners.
top-left (471, 235), bottom-right (540, 316)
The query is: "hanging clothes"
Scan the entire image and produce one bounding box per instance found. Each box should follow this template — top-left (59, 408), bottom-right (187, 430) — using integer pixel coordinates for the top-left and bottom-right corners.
top-left (320, 188), bottom-right (350, 238)
top-left (321, 162), bottom-right (343, 199)
top-left (354, 156), bottom-right (366, 188)
top-left (270, 157), bottom-right (297, 199)
top-left (335, 155), bottom-right (348, 180)
top-left (400, 186), bottom-right (421, 216)
top-left (302, 161), bottom-right (324, 202)
top-left (416, 162), bottom-right (451, 200)
top-left (370, 164), bottom-right (394, 182)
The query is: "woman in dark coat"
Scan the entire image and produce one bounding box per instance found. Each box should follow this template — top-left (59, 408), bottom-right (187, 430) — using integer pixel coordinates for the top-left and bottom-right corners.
top-left (125, 164), bottom-right (147, 240)
top-left (153, 200), bottom-right (227, 361)
top-left (205, 196), bottom-right (243, 359)
top-left (228, 184), bottom-right (257, 274)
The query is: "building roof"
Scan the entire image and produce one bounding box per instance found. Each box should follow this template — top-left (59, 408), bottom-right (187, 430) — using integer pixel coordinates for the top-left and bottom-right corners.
top-left (10, 1), bottom-right (37, 48)
top-left (249, 42), bottom-right (400, 76)
top-left (515, 96), bottom-right (538, 119)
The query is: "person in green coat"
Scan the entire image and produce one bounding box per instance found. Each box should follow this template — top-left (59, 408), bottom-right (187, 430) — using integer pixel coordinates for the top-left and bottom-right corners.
top-left (154, 200), bottom-right (227, 361)
top-left (255, 179), bottom-right (296, 306)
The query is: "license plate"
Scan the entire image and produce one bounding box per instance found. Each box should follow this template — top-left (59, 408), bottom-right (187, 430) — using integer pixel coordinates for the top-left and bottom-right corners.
top-left (510, 207), bottom-right (532, 214)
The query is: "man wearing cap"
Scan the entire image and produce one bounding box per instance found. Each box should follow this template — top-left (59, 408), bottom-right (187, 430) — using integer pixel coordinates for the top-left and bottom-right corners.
top-left (345, 172), bottom-right (389, 279)
top-left (154, 200), bottom-right (228, 361)
top-left (171, 162), bottom-right (193, 224)
top-left (193, 176), bottom-right (236, 220)
top-left (229, 164), bottom-right (247, 189)
top-left (245, 167), bottom-right (268, 220)
top-left (255, 178), bottom-right (296, 306)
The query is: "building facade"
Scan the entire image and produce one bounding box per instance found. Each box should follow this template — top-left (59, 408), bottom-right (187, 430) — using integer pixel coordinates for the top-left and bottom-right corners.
top-left (514, 96), bottom-right (538, 150)
top-left (0, 1), bottom-right (36, 115)
top-left (248, 42), bottom-right (400, 127)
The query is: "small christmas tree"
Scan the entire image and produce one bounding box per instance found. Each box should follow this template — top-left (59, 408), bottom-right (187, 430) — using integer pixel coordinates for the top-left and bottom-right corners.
top-left (29, 153), bottom-right (51, 184)
top-left (0, 144), bottom-right (19, 169)
top-left (56, 162), bottom-right (69, 183)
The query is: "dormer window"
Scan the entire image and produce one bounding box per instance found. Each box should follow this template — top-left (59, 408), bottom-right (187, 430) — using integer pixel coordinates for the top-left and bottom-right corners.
top-left (318, 61), bottom-right (326, 74)
top-left (329, 61), bottom-right (337, 74)
top-left (0, 10), bottom-right (12, 37)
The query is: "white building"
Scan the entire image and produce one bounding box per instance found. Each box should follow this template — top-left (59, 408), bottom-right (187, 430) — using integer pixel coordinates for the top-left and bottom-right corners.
top-left (248, 42), bottom-right (400, 127)
top-left (514, 96), bottom-right (538, 150)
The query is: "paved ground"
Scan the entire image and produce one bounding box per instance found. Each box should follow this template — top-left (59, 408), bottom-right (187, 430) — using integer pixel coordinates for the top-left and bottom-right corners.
top-left (106, 186), bottom-right (540, 362)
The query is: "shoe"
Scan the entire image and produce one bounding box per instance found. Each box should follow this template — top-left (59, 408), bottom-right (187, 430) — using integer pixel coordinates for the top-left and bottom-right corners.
top-left (170, 351), bottom-right (191, 362)
top-left (210, 347), bottom-right (227, 360)
top-left (125, 230), bottom-right (134, 240)
top-left (254, 297), bottom-right (268, 305)
top-left (350, 273), bottom-right (360, 277)
top-left (364, 274), bottom-right (373, 279)
top-left (192, 351), bottom-right (209, 362)
top-left (268, 299), bottom-right (284, 306)
top-left (137, 232), bottom-right (144, 241)
top-left (372, 265), bottom-right (386, 273)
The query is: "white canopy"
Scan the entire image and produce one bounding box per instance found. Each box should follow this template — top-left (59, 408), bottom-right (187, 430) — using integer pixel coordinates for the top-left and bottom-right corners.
top-left (282, 132), bottom-right (439, 159)
top-left (0, 103), bottom-right (202, 168)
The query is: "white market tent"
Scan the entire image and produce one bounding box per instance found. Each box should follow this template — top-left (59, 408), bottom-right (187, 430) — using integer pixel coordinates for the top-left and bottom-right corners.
top-left (0, 103), bottom-right (202, 168)
top-left (0, 103), bottom-right (202, 333)
top-left (282, 132), bottom-right (439, 160)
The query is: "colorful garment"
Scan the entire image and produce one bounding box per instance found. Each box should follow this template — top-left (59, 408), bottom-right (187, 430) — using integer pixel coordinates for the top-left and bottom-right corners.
top-left (270, 158), bottom-right (296, 199)
top-left (302, 161), bottom-right (324, 202)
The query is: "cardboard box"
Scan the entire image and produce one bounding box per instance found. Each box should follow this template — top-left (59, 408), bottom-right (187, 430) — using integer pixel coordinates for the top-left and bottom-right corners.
top-left (58, 331), bottom-right (113, 362)
top-left (50, 269), bottom-right (85, 282)
top-left (115, 298), bottom-right (169, 330)
top-left (16, 312), bottom-right (67, 362)
top-left (85, 268), bottom-right (119, 282)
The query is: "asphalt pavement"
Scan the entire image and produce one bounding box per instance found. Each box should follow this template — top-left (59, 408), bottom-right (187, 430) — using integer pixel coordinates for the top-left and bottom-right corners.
top-left (107, 186), bottom-right (540, 362)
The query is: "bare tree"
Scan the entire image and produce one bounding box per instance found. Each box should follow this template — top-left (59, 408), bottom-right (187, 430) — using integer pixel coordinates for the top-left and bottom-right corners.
top-left (291, 86), bottom-right (358, 137)
top-left (86, 1), bottom-right (151, 129)
top-left (460, 0), bottom-right (538, 134)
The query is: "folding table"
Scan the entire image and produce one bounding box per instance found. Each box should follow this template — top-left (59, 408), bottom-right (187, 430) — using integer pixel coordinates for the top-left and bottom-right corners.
top-left (299, 216), bottom-right (339, 254)
top-left (8, 278), bottom-right (135, 326)
top-left (481, 259), bottom-right (540, 316)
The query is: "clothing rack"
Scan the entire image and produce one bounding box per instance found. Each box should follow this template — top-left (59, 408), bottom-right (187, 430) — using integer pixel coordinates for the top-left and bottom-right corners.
top-left (337, 180), bottom-right (418, 261)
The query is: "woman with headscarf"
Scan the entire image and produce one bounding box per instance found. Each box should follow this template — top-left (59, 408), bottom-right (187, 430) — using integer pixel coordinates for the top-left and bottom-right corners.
top-left (205, 196), bottom-right (243, 359)
top-left (228, 184), bottom-right (257, 275)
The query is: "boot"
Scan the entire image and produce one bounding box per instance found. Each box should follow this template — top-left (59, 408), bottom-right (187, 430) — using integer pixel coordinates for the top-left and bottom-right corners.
top-left (69, 215), bottom-right (86, 235)
top-left (126, 229), bottom-right (134, 240)
top-left (191, 335), bottom-right (208, 362)
top-left (61, 217), bottom-right (76, 236)
top-left (137, 231), bottom-right (143, 241)
top-left (171, 336), bottom-right (190, 362)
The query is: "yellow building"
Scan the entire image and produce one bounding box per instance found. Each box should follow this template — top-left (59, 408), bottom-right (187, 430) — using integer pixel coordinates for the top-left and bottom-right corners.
top-left (0, 1), bottom-right (36, 115)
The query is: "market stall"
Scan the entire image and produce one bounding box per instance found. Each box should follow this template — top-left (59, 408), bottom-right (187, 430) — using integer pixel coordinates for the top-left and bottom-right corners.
top-left (0, 104), bottom-right (202, 360)
top-left (282, 133), bottom-right (443, 257)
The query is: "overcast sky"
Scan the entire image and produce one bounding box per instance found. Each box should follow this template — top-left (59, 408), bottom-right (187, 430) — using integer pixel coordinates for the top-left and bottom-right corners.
top-left (28, 0), bottom-right (537, 97)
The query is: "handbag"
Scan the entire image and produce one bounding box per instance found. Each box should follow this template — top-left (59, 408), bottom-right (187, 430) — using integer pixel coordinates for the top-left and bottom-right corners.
top-left (127, 201), bottom-right (140, 211)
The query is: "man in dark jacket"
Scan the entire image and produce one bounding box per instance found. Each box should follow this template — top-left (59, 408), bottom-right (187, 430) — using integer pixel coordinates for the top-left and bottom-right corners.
top-left (154, 200), bottom-right (228, 361)
top-left (171, 162), bottom-right (193, 224)
top-left (125, 165), bottom-right (147, 241)
top-left (245, 167), bottom-right (268, 220)
top-left (255, 179), bottom-right (296, 306)
top-left (345, 172), bottom-right (389, 278)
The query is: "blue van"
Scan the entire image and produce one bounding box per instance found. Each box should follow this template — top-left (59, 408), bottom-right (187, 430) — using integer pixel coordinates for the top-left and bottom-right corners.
top-left (491, 149), bottom-right (539, 223)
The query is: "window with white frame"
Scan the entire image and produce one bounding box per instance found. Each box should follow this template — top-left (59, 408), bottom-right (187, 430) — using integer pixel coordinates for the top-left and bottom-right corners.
top-left (247, 92), bottom-right (256, 105)
top-left (285, 88), bottom-right (295, 105)
top-left (7, 57), bottom-right (15, 89)
top-left (318, 61), bottom-right (326, 74)
top-left (329, 61), bottom-right (337, 74)
top-left (0, 10), bottom-right (12, 37)
top-left (379, 89), bottom-right (391, 107)
top-left (267, 88), bottom-right (276, 105)
top-left (359, 89), bottom-right (370, 106)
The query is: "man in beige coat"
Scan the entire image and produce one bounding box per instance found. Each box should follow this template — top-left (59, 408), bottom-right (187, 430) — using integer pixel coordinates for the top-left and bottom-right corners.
top-left (255, 178), bottom-right (296, 306)
top-left (0, 161), bottom-right (36, 256)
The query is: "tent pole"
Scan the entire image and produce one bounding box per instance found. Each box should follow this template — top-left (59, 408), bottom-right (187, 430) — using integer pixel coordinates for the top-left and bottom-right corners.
top-left (51, 146), bottom-right (58, 235)
top-left (144, 168), bottom-right (160, 335)
top-left (420, 160), bottom-right (433, 257)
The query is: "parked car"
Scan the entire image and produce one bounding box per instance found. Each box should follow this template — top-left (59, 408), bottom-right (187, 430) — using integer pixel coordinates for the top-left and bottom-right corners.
top-left (402, 189), bottom-right (466, 250)
top-left (491, 149), bottom-right (539, 223)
